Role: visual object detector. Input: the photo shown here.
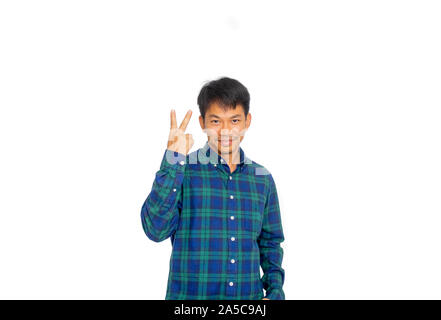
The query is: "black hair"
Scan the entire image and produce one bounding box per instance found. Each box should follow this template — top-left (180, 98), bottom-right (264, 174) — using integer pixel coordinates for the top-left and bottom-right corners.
top-left (197, 77), bottom-right (250, 120)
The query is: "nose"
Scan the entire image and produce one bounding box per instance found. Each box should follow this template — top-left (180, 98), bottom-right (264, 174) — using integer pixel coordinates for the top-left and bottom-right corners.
top-left (220, 122), bottom-right (233, 134)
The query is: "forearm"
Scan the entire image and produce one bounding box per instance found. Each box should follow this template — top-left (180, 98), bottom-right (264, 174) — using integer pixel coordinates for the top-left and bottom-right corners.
top-left (141, 149), bottom-right (186, 242)
top-left (259, 241), bottom-right (285, 299)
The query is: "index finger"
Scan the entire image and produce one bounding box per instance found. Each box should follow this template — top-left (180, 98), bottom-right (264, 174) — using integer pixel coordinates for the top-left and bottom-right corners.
top-left (179, 109), bottom-right (192, 131)
top-left (170, 109), bottom-right (177, 129)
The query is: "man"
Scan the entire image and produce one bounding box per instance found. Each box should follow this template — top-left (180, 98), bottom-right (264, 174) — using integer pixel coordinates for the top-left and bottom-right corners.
top-left (141, 77), bottom-right (285, 300)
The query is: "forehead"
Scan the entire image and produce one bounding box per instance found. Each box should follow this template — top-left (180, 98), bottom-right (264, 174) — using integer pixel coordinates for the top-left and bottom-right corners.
top-left (205, 101), bottom-right (245, 118)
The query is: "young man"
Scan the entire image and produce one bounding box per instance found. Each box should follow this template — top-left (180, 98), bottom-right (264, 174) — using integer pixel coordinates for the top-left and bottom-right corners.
top-left (141, 77), bottom-right (285, 300)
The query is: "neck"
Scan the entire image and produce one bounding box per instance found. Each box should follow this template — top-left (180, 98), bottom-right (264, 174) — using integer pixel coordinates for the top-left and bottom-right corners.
top-left (228, 151), bottom-right (240, 166)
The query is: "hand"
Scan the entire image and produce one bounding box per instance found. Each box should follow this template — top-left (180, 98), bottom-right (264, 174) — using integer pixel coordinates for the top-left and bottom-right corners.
top-left (262, 298), bottom-right (270, 300)
top-left (167, 109), bottom-right (194, 155)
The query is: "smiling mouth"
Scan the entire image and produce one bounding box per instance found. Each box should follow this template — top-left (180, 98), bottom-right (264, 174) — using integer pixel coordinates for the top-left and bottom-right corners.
top-left (218, 138), bottom-right (234, 146)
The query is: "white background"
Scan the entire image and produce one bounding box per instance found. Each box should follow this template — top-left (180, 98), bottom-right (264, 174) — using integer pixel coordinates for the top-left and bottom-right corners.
top-left (1, 1), bottom-right (440, 299)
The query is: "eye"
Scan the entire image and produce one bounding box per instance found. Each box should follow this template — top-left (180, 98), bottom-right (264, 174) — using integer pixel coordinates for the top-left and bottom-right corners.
top-left (211, 120), bottom-right (219, 124)
top-left (232, 119), bottom-right (240, 124)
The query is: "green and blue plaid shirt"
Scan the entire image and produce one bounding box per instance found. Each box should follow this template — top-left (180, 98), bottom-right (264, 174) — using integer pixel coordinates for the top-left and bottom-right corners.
top-left (141, 141), bottom-right (285, 300)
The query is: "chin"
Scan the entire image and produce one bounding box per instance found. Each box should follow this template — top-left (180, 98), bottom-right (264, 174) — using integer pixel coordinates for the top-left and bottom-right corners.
top-left (218, 142), bottom-right (238, 153)
top-left (216, 144), bottom-right (230, 151)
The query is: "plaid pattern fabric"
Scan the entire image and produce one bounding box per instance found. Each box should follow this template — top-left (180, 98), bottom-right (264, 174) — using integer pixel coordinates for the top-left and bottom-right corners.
top-left (141, 141), bottom-right (285, 300)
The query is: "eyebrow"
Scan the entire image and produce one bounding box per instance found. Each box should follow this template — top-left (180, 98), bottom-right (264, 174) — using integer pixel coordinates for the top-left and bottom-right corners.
top-left (207, 114), bottom-right (242, 119)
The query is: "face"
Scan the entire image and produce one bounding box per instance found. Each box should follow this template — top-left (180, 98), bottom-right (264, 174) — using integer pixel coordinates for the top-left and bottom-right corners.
top-left (199, 101), bottom-right (251, 157)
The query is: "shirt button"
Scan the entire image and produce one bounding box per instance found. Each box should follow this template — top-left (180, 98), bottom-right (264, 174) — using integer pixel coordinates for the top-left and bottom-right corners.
top-left (230, 259), bottom-right (235, 264)
top-left (229, 281), bottom-right (234, 286)
top-left (230, 195), bottom-right (234, 199)
top-left (231, 236), bottom-right (235, 241)
top-left (230, 216), bottom-right (235, 220)
top-left (173, 188), bottom-right (176, 192)
top-left (214, 164), bottom-right (217, 167)
top-left (179, 160), bottom-right (185, 166)
top-left (229, 176), bottom-right (232, 180)
top-left (220, 158), bottom-right (224, 163)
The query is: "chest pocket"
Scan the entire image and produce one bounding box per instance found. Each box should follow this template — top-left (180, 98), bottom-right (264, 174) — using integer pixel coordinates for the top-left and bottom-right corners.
top-left (240, 193), bottom-right (265, 235)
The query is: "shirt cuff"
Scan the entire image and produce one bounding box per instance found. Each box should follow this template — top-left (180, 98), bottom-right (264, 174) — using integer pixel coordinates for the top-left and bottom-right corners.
top-left (160, 149), bottom-right (187, 172)
top-left (263, 288), bottom-right (285, 300)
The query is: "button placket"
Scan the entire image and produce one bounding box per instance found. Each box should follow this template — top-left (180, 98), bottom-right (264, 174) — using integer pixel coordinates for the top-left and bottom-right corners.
top-left (226, 168), bottom-right (238, 297)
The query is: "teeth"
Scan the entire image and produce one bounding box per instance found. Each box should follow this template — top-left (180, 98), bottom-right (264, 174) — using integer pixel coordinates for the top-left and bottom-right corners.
top-left (220, 139), bottom-right (231, 146)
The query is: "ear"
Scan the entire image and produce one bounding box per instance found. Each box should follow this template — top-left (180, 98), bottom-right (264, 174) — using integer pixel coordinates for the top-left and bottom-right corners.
top-left (245, 112), bottom-right (251, 129)
top-left (199, 115), bottom-right (205, 130)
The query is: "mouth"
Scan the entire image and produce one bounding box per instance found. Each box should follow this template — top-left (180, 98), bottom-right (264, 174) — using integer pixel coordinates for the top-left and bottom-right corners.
top-left (218, 138), bottom-right (234, 147)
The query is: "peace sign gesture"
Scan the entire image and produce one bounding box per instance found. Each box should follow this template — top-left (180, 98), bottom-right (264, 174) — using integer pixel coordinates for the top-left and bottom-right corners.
top-left (167, 109), bottom-right (194, 155)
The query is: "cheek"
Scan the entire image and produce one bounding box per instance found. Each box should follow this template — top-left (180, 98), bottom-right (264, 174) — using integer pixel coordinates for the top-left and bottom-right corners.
top-left (204, 127), bottom-right (219, 137)
top-left (233, 126), bottom-right (246, 138)
top-left (232, 127), bottom-right (241, 135)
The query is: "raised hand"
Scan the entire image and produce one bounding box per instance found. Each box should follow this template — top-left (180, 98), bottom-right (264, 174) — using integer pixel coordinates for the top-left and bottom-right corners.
top-left (167, 109), bottom-right (194, 155)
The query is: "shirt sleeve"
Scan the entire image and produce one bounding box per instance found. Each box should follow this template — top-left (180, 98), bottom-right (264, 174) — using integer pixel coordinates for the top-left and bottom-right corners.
top-left (140, 149), bottom-right (186, 242)
top-left (258, 173), bottom-right (286, 300)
